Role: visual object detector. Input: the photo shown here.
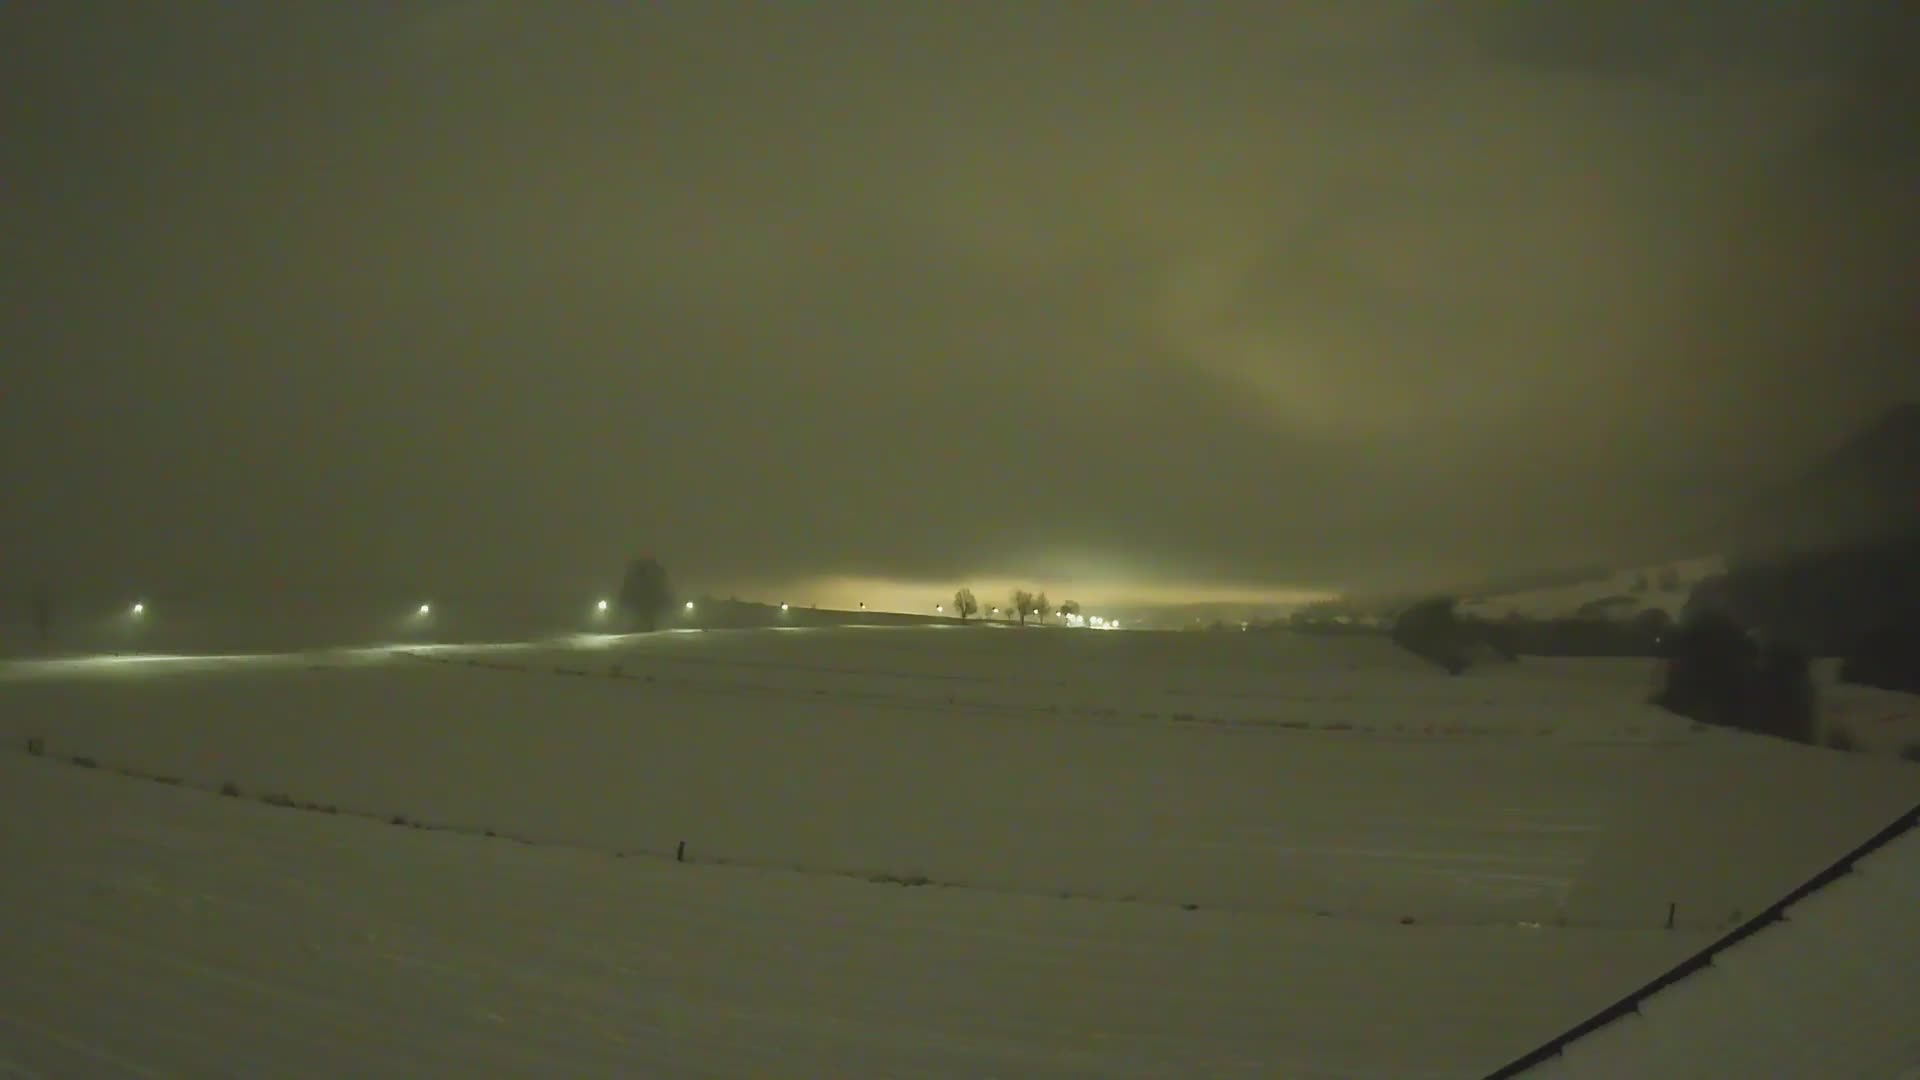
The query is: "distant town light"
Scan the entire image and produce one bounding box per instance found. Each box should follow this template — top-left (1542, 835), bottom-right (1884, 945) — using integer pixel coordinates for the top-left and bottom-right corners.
top-left (685, 600), bottom-right (695, 610)
top-left (935, 604), bottom-right (944, 613)
top-left (596, 599), bottom-right (609, 612)
top-left (781, 602), bottom-right (790, 611)
top-left (418, 603), bottom-right (431, 616)
top-left (131, 602), bottom-right (145, 616)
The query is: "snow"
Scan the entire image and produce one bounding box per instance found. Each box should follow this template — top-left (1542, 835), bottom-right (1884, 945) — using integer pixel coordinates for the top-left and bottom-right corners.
top-left (1459, 556), bottom-right (1725, 623)
top-left (1819, 672), bottom-right (1920, 758)
top-left (4, 626), bottom-right (1916, 1076)
top-left (1512, 812), bottom-right (1920, 1078)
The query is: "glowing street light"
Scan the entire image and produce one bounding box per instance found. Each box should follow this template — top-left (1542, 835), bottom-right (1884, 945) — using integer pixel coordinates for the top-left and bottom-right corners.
top-left (418, 603), bottom-right (431, 616)
top-left (130, 602), bottom-right (146, 616)
top-left (780, 602), bottom-right (790, 611)
top-left (935, 604), bottom-right (944, 613)
top-left (596, 599), bottom-right (609, 612)
top-left (685, 600), bottom-right (695, 611)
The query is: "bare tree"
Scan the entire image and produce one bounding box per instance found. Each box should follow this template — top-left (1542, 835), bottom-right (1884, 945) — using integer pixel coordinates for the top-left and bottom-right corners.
top-left (1034, 592), bottom-right (1050, 624)
top-left (1012, 589), bottom-right (1035, 626)
top-left (617, 556), bottom-right (673, 632)
top-left (953, 587), bottom-right (979, 622)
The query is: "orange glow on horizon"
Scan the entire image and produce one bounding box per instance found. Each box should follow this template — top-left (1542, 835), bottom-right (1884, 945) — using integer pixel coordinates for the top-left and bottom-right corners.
top-left (773, 575), bottom-right (1339, 615)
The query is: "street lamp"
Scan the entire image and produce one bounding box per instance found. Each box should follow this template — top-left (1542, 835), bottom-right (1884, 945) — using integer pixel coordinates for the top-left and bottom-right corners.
top-left (596, 599), bottom-right (609, 613)
top-left (130, 602), bottom-right (146, 616)
top-left (418, 603), bottom-right (431, 616)
top-left (685, 600), bottom-right (695, 611)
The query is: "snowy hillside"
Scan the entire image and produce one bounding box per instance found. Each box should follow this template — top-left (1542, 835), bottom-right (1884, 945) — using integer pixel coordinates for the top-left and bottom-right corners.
top-left (1459, 556), bottom-right (1726, 623)
top-left (5, 627), bottom-right (1916, 1076)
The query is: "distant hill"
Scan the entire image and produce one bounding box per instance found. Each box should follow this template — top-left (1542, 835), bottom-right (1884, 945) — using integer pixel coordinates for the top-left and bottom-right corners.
top-left (1368, 406), bottom-right (1919, 638)
top-left (1717, 403), bottom-right (1920, 562)
top-left (1677, 403), bottom-right (1920, 653)
top-left (1457, 555), bottom-right (1724, 624)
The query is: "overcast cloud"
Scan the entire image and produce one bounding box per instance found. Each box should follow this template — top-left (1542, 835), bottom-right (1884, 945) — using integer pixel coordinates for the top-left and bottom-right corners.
top-left (5, 2), bottom-right (1916, 606)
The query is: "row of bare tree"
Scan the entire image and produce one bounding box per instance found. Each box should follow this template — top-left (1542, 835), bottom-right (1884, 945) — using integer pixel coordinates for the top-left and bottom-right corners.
top-left (949, 588), bottom-right (1080, 626)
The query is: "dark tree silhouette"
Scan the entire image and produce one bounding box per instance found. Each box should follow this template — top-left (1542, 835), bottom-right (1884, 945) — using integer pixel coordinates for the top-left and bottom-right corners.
top-left (617, 557), bottom-right (672, 632)
top-left (1060, 600), bottom-right (1081, 620)
top-left (1650, 612), bottom-right (1818, 744)
top-left (1392, 596), bottom-right (1470, 674)
top-left (1752, 643), bottom-right (1817, 744)
top-left (953, 588), bottom-right (979, 622)
top-left (1034, 592), bottom-right (1050, 624)
top-left (1651, 611), bottom-right (1756, 726)
top-left (1839, 621), bottom-right (1920, 694)
top-left (1011, 589), bottom-right (1035, 626)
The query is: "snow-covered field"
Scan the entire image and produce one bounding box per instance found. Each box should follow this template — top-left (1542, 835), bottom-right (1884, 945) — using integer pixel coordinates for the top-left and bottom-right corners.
top-left (4, 627), bottom-right (1916, 1076)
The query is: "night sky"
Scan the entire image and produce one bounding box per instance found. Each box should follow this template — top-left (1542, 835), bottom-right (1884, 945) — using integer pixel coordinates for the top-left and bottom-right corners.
top-left (6, 3), bottom-right (1917, 609)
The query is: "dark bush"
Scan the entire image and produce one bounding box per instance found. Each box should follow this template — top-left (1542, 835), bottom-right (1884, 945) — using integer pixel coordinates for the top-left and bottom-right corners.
top-left (220, 781), bottom-right (241, 797)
